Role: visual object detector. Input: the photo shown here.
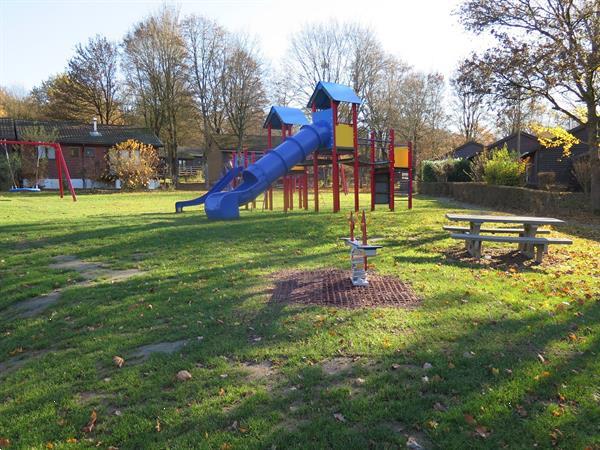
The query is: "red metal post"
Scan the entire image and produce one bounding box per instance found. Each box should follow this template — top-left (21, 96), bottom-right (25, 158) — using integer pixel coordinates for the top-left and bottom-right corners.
top-left (352, 103), bottom-right (359, 212)
top-left (389, 129), bottom-right (395, 212)
top-left (370, 131), bottom-right (375, 211)
top-left (288, 125), bottom-right (294, 211)
top-left (361, 210), bottom-right (368, 270)
top-left (408, 140), bottom-right (413, 210)
top-left (267, 124), bottom-right (273, 210)
top-left (282, 126), bottom-right (288, 213)
top-left (311, 102), bottom-right (319, 212)
top-left (331, 100), bottom-right (339, 213)
top-left (303, 168), bottom-right (309, 210)
top-left (251, 151), bottom-right (256, 209)
top-left (56, 144), bottom-right (76, 201)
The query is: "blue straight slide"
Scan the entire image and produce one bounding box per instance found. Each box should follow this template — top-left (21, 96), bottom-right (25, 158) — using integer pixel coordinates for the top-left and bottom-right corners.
top-left (175, 165), bottom-right (243, 213)
top-left (205, 121), bottom-right (331, 220)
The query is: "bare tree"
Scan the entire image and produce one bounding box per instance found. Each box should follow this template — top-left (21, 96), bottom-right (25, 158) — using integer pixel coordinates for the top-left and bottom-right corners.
top-left (67, 35), bottom-right (121, 124)
top-left (122, 6), bottom-right (188, 183)
top-left (458, 0), bottom-right (600, 210)
top-left (451, 61), bottom-right (489, 142)
top-left (221, 34), bottom-right (268, 151)
top-left (396, 71), bottom-right (447, 165)
top-left (285, 21), bottom-right (388, 109)
top-left (182, 15), bottom-right (228, 184)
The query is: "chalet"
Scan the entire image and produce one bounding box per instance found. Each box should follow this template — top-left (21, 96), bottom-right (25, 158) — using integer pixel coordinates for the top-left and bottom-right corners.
top-left (524, 124), bottom-right (592, 189)
top-left (451, 141), bottom-right (484, 159)
top-left (487, 131), bottom-right (539, 156)
top-left (1, 118), bottom-right (162, 189)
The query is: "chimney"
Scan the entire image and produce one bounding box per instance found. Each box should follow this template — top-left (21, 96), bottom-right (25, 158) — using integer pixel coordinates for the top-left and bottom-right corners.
top-left (90, 117), bottom-right (101, 137)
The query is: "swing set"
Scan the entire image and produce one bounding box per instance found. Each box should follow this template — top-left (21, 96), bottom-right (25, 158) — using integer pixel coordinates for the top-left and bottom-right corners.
top-left (1, 140), bottom-right (77, 201)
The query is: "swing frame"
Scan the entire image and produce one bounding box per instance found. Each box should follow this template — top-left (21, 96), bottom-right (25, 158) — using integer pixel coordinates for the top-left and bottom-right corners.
top-left (2, 140), bottom-right (77, 201)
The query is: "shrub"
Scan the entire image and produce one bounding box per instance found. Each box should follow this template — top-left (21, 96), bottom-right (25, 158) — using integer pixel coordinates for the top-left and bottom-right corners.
top-left (421, 161), bottom-right (437, 182)
top-left (572, 157), bottom-right (592, 194)
top-left (105, 139), bottom-right (159, 190)
top-left (420, 158), bottom-right (472, 182)
top-left (467, 149), bottom-right (491, 182)
top-left (483, 146), bottom-right (526, 186)
top-left (537, 172), bottom-right (556, 190)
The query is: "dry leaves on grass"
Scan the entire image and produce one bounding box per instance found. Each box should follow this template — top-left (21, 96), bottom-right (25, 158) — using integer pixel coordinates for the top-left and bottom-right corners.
top-left (113, 356), bottom-right (125, 368)
top-left (333, 413), bottom-right (346, 422)
top-left (176, 370), bottom-right (192, 381)
top-left (0, 438), bottom-right (10, 448)
top-left (82, 410), bottom-right (97, 433)
top-left (474, 425), bottom-right (491, 438)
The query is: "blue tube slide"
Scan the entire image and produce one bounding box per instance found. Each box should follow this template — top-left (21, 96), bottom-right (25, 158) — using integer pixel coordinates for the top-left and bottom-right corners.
top-left (204, 121), bottom-right (331, 220)
top-left (175, 165), bottom-right (243, 213)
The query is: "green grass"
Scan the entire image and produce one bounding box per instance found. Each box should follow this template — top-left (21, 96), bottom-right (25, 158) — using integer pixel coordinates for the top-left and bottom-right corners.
top-left (0, 190), bottom-right (598, 449)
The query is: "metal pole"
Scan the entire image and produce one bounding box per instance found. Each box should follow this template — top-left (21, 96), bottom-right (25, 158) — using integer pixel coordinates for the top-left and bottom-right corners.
top-left (56, 144), bottom-right (76, 201)
top-left (352, 103), bottom-right (359, 212)
top-left (389, 129), bottom-right (395, 212)
top-left (282, 125), bottom-right (288, 213)
top-left (408, 140), bottom-right (413, 210)
top-left (370, 131), bottom-right (375, 211)
top-left (331, 100), bottom-right (339, 213)
top-left (267, 124), bottom-right (273, 210)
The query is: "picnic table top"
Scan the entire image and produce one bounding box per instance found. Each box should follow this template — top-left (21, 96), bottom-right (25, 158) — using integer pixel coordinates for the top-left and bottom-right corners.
top-left (445, 214), bottom-right (565, 225)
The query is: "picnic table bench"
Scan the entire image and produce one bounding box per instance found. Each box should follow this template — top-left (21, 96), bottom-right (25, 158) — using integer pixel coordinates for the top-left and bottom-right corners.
top-left (444, 214), bottom-right (572, 262)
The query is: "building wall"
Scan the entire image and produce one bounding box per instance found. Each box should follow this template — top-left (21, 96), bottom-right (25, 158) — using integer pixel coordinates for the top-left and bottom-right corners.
top-left (531, 144), bottom-right (590, 187)
top-left (47, 145), bottom-right (109, 183)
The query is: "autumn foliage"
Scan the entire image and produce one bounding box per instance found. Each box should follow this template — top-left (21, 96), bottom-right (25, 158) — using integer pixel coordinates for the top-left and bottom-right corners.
top-left (105, 139), bottom-right (159, 190)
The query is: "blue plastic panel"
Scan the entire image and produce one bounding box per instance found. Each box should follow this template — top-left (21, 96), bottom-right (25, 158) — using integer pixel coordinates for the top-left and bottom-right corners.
top-left (263, 106), bottom-right (310, 130)
top-left (307, 81), bottom-right (362, 109)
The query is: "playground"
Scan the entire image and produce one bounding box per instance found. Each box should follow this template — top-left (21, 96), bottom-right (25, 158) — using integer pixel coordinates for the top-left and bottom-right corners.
top-left (1, 190), bottom-right (599, 449)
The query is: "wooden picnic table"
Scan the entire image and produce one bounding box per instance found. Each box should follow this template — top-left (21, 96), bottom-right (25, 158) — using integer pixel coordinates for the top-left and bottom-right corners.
top-left (444, 214), bottom-right (570, 261)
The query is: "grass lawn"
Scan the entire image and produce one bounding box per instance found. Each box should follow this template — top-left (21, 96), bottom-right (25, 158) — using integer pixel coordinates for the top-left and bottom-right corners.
top-left (0, 190), bottom-right (598, 449)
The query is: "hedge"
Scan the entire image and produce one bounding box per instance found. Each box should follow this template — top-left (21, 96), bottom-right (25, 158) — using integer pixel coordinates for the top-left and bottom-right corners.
top-left (417, 182), bottom-right (589, 215)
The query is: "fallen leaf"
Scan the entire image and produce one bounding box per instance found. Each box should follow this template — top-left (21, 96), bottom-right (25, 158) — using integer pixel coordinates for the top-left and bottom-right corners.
top-left (423, 362), bottom-right (433, 370)
top-left (219, 388), bottom-right (225, 396)
top-left (406, 436), bottom-right (423, 449)
top-left (8, 347), bottom-right (24, 356)
top-left (333, 412), bottom-right (346, 422)
top-left (66, 438), bottom-right (77, 443)
top-left (0, 438), bottom-right (10, 448)
top-left (433, 402), bottom-right (447, 412)
top-left (516, 405), bottom-right (528, 417)
top-left (155, 418), bottom-right (161, 432)
top-left (45, 443), bottom-right (54, 449)
top-left (82, 410), bottom-right (97, 433)
top-left (112, 356), bottom-right (125, 368)
top-left (490, 367), bottom-right (500, 376)
top-left (568, 333), bottom-right (577, 341)
top-left (464, 414), bottom-right (476, 425)
top-left (220, 444), bottom-right (232, 450)
top-left (475, 425), bottom-right (490, 438)
top-left (537, 354), bottom-right (546, 364)
top-left (426, 420), bottom-right (438, 429)
top-left (448, 362), bottom-right (455, 369)
top-left (176, 370), bottom-right (192, 381)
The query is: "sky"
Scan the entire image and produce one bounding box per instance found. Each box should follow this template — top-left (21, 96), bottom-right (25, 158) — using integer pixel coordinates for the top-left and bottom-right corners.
top-left (0, 0), bottom-right (487, 93)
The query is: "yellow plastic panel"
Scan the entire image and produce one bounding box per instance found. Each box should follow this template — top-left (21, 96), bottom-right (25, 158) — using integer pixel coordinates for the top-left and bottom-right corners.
top-left (394, 146), bottom-right (409, 168)
top-left (335, 124), bottom-right (354, 148)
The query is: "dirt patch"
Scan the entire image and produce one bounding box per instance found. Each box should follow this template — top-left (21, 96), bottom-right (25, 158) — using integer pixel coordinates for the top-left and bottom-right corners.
top-left (321, 357), bottom-right (355, 376)
top-left (270, 269), bottom-right (420, 309)
top-left (76, 391), bottom-right (115, 405)
top-left (241, 361), bottom-right (274, 381)
top-left (10, 290), bottom-right (62, 318)
top-left (7, 256), bottom-right (145, 319)
top-left (50, 255), bottom-right (143, 282)
top-left (129, 339), bottom-right (189, 362)
top-left (0, 350), bottom-right (51, 378)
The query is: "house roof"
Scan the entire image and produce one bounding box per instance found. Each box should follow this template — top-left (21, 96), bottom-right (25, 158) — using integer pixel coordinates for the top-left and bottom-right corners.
top-left (307, 81), bottom-right (362, 109)
top-left (263, 106), bottom-right (309, 130)
top-left (0, 118), bottom-right (17, 140)
top-left (4, 118), bottom-right (163, 147)
top-left (177, 147), bottom-right (204, 159)
top-left (451, 140), bottom-right (484, 159)
top-left (488, 131), bottom-right (538, 156)
top-left (213, 134), bottom-right (283, 151)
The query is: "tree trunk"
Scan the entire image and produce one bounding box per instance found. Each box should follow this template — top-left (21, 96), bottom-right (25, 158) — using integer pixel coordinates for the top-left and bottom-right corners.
top-left (588, 113), bottom-right (599, 213)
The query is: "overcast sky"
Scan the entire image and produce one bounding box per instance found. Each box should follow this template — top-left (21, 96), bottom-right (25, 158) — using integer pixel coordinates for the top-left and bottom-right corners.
top-left (0, 0), bottom-right (487, 92)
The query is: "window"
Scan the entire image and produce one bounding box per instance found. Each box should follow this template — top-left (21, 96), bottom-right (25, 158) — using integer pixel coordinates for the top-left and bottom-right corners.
top-left (38, 146), bottom-right (55, 160)
top-left (84, 148), bottom-right (95, 158)
top-left (68, 147), bottom-right (80, 158)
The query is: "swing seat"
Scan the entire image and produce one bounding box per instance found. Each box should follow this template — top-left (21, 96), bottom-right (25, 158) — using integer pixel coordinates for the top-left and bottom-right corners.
top-left (9, 187), bottom-right (41, 193)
